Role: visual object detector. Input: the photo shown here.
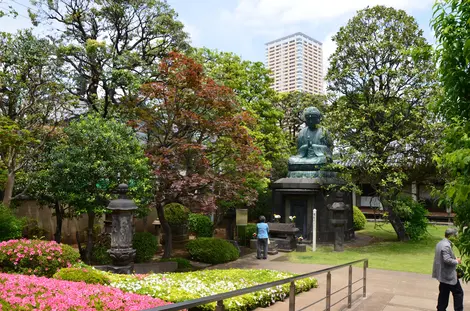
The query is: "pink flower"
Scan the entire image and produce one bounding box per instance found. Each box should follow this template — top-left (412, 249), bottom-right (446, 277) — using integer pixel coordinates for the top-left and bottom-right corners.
top-left (0, 273), bottom-right (170, 310)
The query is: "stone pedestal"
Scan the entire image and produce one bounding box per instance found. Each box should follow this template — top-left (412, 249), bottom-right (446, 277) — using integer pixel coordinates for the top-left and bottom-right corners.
top-left (296, 244), bottom-right (307, 252)
top-left (272, 176), bottom-right (354, 244)
top-left (268, 240), bottom-right (278, 255)
top-left (250, 239), bottom-right (257, 249)
top-left (331, 219), bottom-right (347, 252)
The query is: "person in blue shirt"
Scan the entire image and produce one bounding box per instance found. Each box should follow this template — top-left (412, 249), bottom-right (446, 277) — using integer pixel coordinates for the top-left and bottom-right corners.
top-left (256, 216), bottom-right (269, 260)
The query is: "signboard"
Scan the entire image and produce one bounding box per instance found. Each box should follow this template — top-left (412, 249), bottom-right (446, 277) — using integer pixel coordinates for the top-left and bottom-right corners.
top-left (236, 209), bottom-right (248, 226)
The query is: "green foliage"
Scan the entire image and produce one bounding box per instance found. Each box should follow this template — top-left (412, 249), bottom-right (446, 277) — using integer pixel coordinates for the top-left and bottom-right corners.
top-left (353, 206), bottom-right (366, 231)
top-left (239, 223), bottom-right (257, 244)
top-left (44, 114), bottom-right (152, 215)
top-left (0, 204), bottom-right (23, 241)
top-left (326, 5), bottom-right (439, 240)
top-left (0, 30), bottom-right (69, 206)
top-left (91, 233), bottom-right (111, 265)
top-left (432, 0), bottom-right (470, 121)
top-left (186, 238), bottom-right (239, 264)
top-left (31, 0), bottom-right (189, 118)
top-left (107, 269), bottom-right (317, 311)
top-left (164, 203), bottom-right (190, 226)
top-left (160, 257), bottom-right (192, 270)
top-left (53, 267), bottom-right (110, 285)
top-left (246, 224), bottom-right (257, 240)
top-left (0, 239), bottom-right (80, 277)
top-left (432, 0), bottom-right (470, 282)
top-left (133, 232), bottom-right (158, 263)
top-left (188, 213), bottom-right (213, 237)
top-left (191, 48), bottom-right (289, 166)
top-left (391, 196), bottom-right (429, 241)
top-left (21, 218), bottom-right (48, 240)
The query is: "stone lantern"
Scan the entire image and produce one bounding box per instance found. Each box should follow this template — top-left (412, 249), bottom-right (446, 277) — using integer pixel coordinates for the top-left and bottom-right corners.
top-left (107, 183), bottom-right (137, 274)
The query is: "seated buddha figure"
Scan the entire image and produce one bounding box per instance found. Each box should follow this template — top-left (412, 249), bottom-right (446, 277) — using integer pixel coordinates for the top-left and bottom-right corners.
top-left (288, 106), bottom-right (333, 169)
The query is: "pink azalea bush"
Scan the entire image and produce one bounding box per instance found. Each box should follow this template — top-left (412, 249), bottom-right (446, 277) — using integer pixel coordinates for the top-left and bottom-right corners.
top-left (0, 239), bottom-right (80, 277)
top-left (0, 273), bottom-right (170, 310)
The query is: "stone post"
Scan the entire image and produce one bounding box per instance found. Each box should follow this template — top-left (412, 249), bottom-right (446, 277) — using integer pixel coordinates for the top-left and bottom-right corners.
top-left (107, 183), bottom-right (138, 274)
top-left (328, 192), bottom-right (348, 252)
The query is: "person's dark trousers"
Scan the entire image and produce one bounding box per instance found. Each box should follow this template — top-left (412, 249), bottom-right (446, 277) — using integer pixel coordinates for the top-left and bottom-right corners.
top-left (257, 238), bottom-right (268, 259)
top-left (437, 280), bottom-right (464, 311)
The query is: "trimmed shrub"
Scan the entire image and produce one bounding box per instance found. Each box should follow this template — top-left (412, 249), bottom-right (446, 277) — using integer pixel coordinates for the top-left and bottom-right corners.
top-left (392, 196), bottom-right (429, 241)
top-left (53, 267), bottom-right (110, 285)
top-left (188, 213), bottom-right (213, 237)
top-left (186, 238), bottom-right (239, 264)
top-left (353, 206), bottom-right (367, 231)
top-left (0, 204), bottom-right (23, 242)
top-left (133, 232), bottom-right (158, 263)
top-left (160, 257), bottom-right (192, 269)
top-left (164, 203), bottom-right (190, 225)
top-left (0, 239), bottom-right (80, 277)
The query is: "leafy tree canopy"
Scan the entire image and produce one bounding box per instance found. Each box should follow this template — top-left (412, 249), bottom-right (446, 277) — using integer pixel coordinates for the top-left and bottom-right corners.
top-left (0, 30), bottom-right (71, 206)
top-left (432, 0), bottom-right (470, 275)
top-left (191, 48), bottom-right (289, 167)
top-left (30, 0), bottom-right (190, 117)
top-left (326, 5), bottom-right (439, 240)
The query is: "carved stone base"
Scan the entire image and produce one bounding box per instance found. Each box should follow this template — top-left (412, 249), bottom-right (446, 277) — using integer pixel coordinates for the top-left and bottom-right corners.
top-left (108, 248), bottom-right (136, 266)
top-left (107, 264), bottom-right (134, 274)
top-left (296, 244), bottom-right (307, 252)
top-left (268, 240), bottom-right (278, 255)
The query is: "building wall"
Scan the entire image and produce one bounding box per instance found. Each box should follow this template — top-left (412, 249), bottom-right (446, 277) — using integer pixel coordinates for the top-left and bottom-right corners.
top-left (14, 200), bottom-right (158, 245)
top-left (265, 32), bottom-right (323, 94)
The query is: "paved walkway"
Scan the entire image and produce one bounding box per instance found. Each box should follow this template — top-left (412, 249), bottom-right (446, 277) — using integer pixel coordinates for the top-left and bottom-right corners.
top-left (213, 252), bottom-right (470, 311)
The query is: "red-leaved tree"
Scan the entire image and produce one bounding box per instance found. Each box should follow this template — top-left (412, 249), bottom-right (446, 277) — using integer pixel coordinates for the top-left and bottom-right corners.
top-left (131, 52), bottom-right (267, 257)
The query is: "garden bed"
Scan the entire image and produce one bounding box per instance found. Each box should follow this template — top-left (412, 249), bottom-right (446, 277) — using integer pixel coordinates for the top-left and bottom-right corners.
top-left (107, 269), bottom-right (317, 311)
top-left (0, 272), bottom-right (169, 310)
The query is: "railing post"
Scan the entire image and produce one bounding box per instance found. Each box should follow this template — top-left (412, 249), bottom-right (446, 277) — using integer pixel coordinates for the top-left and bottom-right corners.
top-left (326, 271), bottom-right (331, 311)
top-left (215, 300), bottom-right (225, 311)
top-left (348, 265), bottom-right (352, 308)
top-left (363, 260), bottom-right (368, 298)
top-left (289, 281), bottom-right (295, 311)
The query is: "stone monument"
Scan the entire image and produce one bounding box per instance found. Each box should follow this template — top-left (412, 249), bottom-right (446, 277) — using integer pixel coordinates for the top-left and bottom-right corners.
top-left (272, 107), bottom-right (354, 245)
top-left (106, 183), bottom-right (137, 274)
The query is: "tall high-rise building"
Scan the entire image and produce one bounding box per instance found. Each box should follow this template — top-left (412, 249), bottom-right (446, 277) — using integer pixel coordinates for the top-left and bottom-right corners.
top-left (265, 32), bottom-right (323, 94)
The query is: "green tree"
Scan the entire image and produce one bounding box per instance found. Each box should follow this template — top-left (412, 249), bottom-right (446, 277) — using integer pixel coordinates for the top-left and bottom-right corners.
top-left (191, 48), bottom-right (289, 166)
top-left (30, 0), bottom-right (190, 117)
top-left (432, 0), bottom-right (470, 278)
top-left (326, 6), bottom-right (438, 241)
top-left (39, 114), bottom-right (151, 263)
top-left (0, 30), bottom-right (70, 206)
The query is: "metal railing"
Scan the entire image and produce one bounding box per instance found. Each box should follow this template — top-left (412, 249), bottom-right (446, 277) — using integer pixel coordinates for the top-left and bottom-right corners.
top-left (142, 259), bottom-right (368, 311)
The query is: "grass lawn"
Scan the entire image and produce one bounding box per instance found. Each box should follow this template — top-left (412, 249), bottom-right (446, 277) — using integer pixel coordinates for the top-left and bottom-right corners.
top-left (288, 222), bottom-right (452, 274)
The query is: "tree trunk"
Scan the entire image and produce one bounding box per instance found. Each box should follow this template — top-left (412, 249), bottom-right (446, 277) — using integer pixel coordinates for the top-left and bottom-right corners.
top-left (157, 204), bottom-right (172, 258)
top-left (85, 210), bottom-right (96, 264)
top-left (382, 196), bottom-right (409, 242)
top-left (2, 171), bottom-right (15, 207)
top-left (54, 201), bottom-right (63, 244)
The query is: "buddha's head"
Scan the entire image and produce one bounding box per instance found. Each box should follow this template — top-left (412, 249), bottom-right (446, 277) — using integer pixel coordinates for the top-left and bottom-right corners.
top-left (303, 106), bottom-right (322, 129)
